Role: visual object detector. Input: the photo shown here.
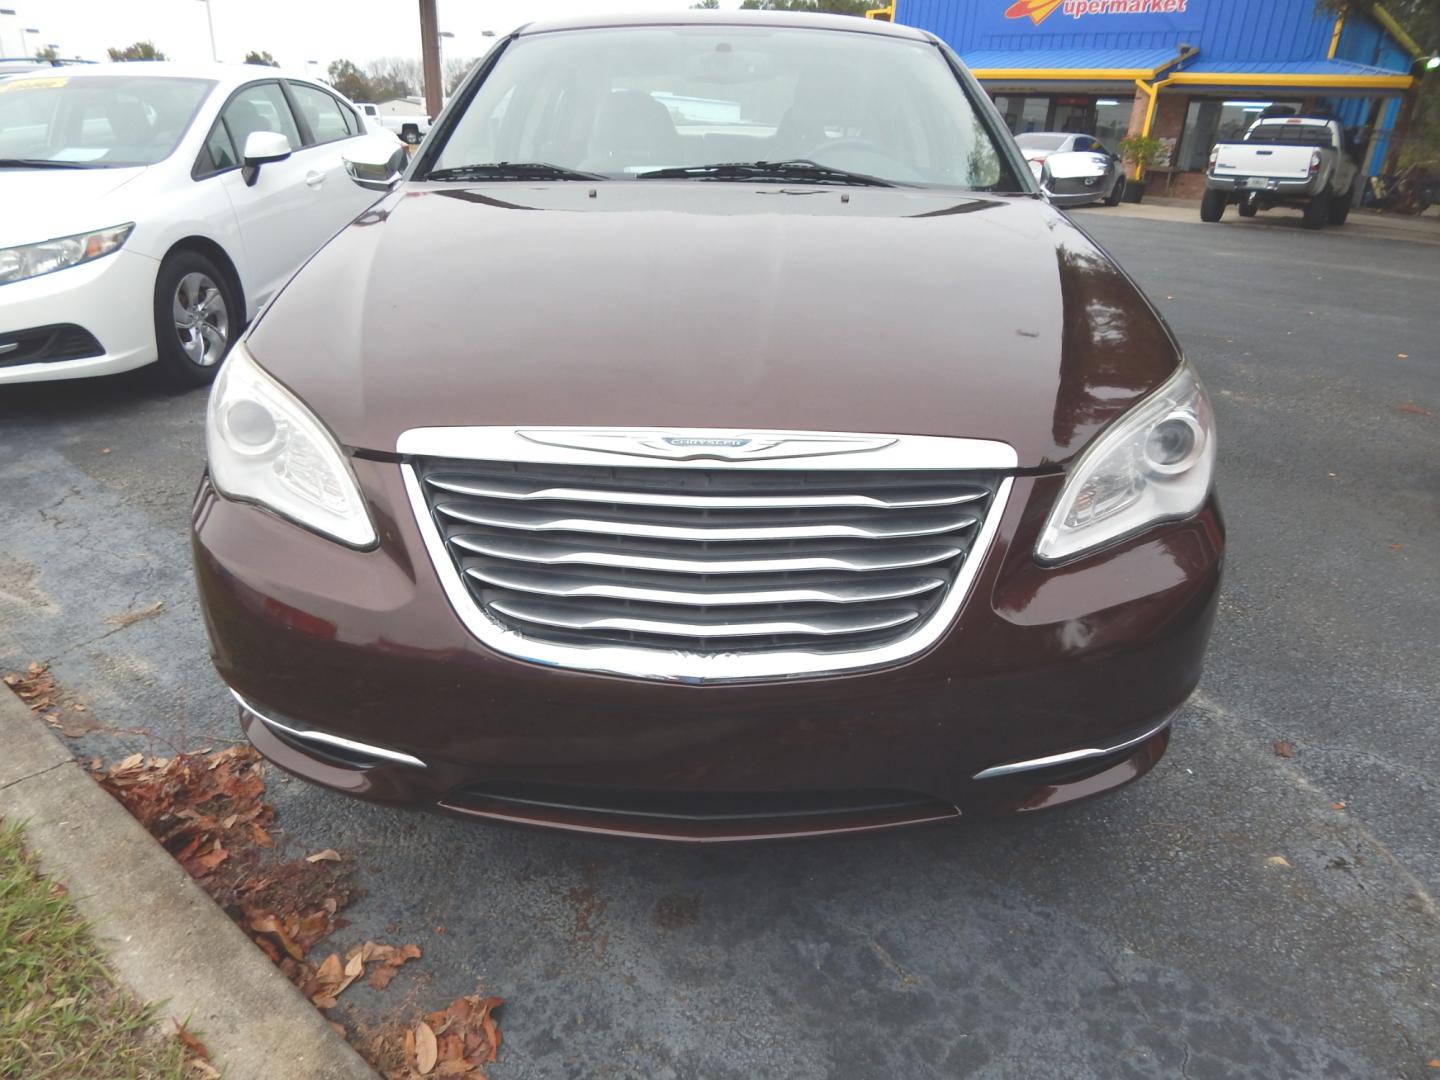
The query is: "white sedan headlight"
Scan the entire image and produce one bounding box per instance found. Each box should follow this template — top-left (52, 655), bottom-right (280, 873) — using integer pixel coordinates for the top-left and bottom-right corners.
top-left (0, 224), bottom-right (134, 285)
top-left (1036, 364), bottom-right (1215, 563)
top-left (206, 343), bottom-right (377, 547)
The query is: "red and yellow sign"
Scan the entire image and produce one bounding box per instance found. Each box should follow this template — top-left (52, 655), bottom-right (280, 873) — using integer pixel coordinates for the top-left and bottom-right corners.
top-left (1005, 0), bottom-right (1189, 24)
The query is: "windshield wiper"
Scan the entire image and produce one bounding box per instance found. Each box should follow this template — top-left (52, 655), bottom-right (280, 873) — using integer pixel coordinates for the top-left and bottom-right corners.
top-left (425, 162), bottom-right (606, 182)
top-left (636, 160), bottom-right (896, 187)
top-left (0, 158), bottom-right (93, 169)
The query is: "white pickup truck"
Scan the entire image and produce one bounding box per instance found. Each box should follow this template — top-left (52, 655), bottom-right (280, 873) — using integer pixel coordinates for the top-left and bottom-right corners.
top-left (1202, 116), bottom-right (1360, 229)
top-left (354, 102), bottom-right (432, 145)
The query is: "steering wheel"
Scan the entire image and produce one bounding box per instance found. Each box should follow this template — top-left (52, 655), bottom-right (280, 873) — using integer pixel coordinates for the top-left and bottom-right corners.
top-left (806, 136), bottom-right (892, 158)
top-left (802, 136), bottom-right (924, 184)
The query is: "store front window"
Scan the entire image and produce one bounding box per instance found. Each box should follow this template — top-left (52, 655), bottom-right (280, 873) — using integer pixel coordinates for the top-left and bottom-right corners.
top-left (1177, 99), bottom-right (1304, 170)
top-left (991, 95), bottom-right (1049, 134)
top-left (991, 94), bottom-right (1134, 142)
top-left (1094, 98), bottom-right (1134, 146)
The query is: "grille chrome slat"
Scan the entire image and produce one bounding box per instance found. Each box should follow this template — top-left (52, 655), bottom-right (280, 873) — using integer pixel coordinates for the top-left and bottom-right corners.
top-left (425, 474), bottom-right (988, 510)
top-left (449, 533), bottom-right (965, 574)
top-left (465, 564), bottom-right (946, 606)
top-left (490, 597), bottom-right (920, 638)
top-left (406, 441), bottom-right (1011, 680)
top-left (435, 501), bottom-right (979, 542)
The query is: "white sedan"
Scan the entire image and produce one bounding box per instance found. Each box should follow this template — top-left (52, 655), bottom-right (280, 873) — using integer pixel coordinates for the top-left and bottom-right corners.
top-left (0, 63), bottom-right (403, 386)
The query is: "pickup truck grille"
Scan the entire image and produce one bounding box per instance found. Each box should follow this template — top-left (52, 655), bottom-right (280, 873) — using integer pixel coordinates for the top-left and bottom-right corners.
top-left (412, 457), bottom-right (1005, 676)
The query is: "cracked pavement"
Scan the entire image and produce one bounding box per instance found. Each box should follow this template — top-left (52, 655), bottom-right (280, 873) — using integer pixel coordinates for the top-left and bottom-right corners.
top-left (1, 210), bottom-right (1437, 1077)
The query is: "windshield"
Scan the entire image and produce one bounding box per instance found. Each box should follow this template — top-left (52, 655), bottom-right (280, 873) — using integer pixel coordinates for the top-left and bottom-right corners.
top-left (429, 25), bottom-right (1020, 191)
top-left (0, 75), bottom-right (214, 167)
top-left (1015, 133), bottom-right (1067, 151)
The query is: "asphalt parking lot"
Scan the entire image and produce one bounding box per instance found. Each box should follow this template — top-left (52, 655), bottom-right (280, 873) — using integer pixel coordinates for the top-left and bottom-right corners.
top-left (1, 208), bottom-right (1437, 1078)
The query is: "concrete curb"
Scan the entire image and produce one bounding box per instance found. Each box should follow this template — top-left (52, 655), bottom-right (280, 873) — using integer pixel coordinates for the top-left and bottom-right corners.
top-left (0, 688), bottom-right (377, 1080)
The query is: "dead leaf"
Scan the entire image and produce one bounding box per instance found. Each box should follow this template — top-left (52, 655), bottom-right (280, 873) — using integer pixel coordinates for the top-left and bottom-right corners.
top-left (105, 600), bottom-right (165, 628)
top-left (1332, 802), bottom-right (1346, 811)
top-left (1273, 740), bottom-right (1294, 758)
top-left (1426, 1058), bottom-right (1440, 1069)
top-left (415, 1022), bottom-right (439, 1074)
top-left (305, 849), bottom-right (342, 863)
top-left (1265, 855), bottom-right (1291, 868)
top-left (174, 1020), bottom-right (212, 1061)
top-left (1397, 353), bottom-right (1409, 359)
top-left (101, 447), bottom-right (112, 454)
top-left (1397, 403), bottom-right (1433, 417)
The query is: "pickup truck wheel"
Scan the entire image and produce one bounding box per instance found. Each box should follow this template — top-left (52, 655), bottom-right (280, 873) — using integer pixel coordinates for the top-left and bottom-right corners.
top-left (1200, 189), bottom-right (1226, 222)
top-left (1303, 189), bottom-right (1330, 230)
top-left (1327, 186), bottom-right (1353, 225)
top-left (1237, 196), bottom-right (1257, 218)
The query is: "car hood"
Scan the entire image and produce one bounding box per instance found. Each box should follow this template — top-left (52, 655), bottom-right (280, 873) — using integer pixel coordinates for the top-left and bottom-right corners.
top-left (248, 182), bottom-right (1180, 468)
top-left (0, 166), bottom-right (149, 247)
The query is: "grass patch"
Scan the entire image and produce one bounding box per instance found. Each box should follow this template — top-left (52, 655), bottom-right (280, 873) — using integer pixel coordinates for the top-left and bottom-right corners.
top-left (0, 819), bottom-right (197, 1079)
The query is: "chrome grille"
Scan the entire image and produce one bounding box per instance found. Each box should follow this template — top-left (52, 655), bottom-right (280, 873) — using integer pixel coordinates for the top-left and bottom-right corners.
top-left (411, 456), bottom-right (1005, 673)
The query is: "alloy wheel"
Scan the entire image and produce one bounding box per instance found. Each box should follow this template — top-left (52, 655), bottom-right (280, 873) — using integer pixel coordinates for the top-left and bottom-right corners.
top-left (172, 272), bottom-right (230, 367)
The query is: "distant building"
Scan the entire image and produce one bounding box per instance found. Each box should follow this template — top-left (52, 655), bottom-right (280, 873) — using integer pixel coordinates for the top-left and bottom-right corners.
top-left (894, 0), bottom-right (1419, 196)
top-left (376, 97), bottom-right (427, 116)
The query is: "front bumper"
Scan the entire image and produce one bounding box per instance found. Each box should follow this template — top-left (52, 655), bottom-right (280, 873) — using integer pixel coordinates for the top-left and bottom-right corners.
top-left (192, 461), bottom-right (1224, 840)
top-left (0, 249), bottom-right (160, 384)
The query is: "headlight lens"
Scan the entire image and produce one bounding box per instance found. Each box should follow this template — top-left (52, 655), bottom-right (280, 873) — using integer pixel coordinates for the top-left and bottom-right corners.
top-left (0, 224), bottom-right (134, 285)
top-left (1036, 363), bottom-right (1215, 562)
top-left (206, 343), bottom-right (376, 547)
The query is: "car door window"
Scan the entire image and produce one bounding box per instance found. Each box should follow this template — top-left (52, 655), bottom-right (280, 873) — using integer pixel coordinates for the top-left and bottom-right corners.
top-left (288, 83), bottom-right (357, 145)
top-left (1072, 136), bottom-right (1094, 153)
top-left (201, 122), bottom-right (238, 173)
top-left (220, 82), bottom-right (301, 158)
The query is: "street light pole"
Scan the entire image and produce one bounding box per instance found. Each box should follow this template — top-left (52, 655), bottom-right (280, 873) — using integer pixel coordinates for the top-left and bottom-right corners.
top-left (198, 0), bottom-right (218, 62)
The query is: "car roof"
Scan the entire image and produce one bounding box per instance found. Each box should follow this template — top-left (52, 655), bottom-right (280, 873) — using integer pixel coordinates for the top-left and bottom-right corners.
top-left (17, 61), bottom-right (329, 90)
top-left (515, 10), bottom-right (930, 42)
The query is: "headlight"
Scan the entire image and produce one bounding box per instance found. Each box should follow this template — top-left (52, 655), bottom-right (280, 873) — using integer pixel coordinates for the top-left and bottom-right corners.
top-left (1036, 363), bottom-right (1215, 563)
top-left (0, 224), bottom-right (134, 286)
top-left (206, 343), bottom-right (377, 547)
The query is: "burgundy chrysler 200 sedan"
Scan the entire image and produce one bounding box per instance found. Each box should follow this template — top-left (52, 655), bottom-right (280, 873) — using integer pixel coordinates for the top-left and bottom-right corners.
top-left (192, 12), bottom-right (1223, 841)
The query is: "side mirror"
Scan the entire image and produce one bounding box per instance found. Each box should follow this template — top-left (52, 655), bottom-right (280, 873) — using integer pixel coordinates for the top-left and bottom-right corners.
top-left (343, 135), bottom-right (409, 192)
top-left (241, 130), bottom-right (292, 186)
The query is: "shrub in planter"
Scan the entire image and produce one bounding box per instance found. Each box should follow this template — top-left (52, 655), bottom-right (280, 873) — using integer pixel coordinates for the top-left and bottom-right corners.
top-left (1118, 135), bottom-right (1169, 204)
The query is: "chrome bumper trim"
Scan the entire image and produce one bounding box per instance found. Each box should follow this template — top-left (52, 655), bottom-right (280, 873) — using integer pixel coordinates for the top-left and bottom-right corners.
top-left (230, 689), bottom-right (427, 768)
top-left (971, 719), bottom-right (1171, 781)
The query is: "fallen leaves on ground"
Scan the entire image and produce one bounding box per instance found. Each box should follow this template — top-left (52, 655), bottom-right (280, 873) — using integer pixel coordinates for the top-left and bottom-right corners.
top-left (105, 600), bottom-right (166, 628)
top-left (1273, 740), bottom-right (1294, 758)
top-left (365, 993), bottom-right (505, 1080)
top-left (92, 745), bottom-right (470, 1072)
top-left (4, 660), bottom-right (103, 737)
top-left (1397, 403), bottom-right (1433, 417)
top-left (1265, 855), bottom-right (1291, 868)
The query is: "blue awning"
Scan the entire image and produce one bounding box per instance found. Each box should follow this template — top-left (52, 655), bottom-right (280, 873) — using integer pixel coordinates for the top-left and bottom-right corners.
top-left (961, 47), bottom-right (1181, 76)
top-left (1181, 58), bottom-right (1409, 77)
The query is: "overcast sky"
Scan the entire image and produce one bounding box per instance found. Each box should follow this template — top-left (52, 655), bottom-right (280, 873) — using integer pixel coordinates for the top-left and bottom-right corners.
top-left (2, 0), bottom-right (748, 70)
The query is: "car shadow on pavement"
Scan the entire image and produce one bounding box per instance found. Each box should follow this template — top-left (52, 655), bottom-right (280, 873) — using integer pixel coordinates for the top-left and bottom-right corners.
top-left (0, 367), bottom-right (205, 422)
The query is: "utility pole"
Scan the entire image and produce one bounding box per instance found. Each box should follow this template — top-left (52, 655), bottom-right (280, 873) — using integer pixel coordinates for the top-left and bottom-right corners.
top-left (419, 0), bottom-right (442, 119)
top-left (199, 0), bottom-right (218, 62)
